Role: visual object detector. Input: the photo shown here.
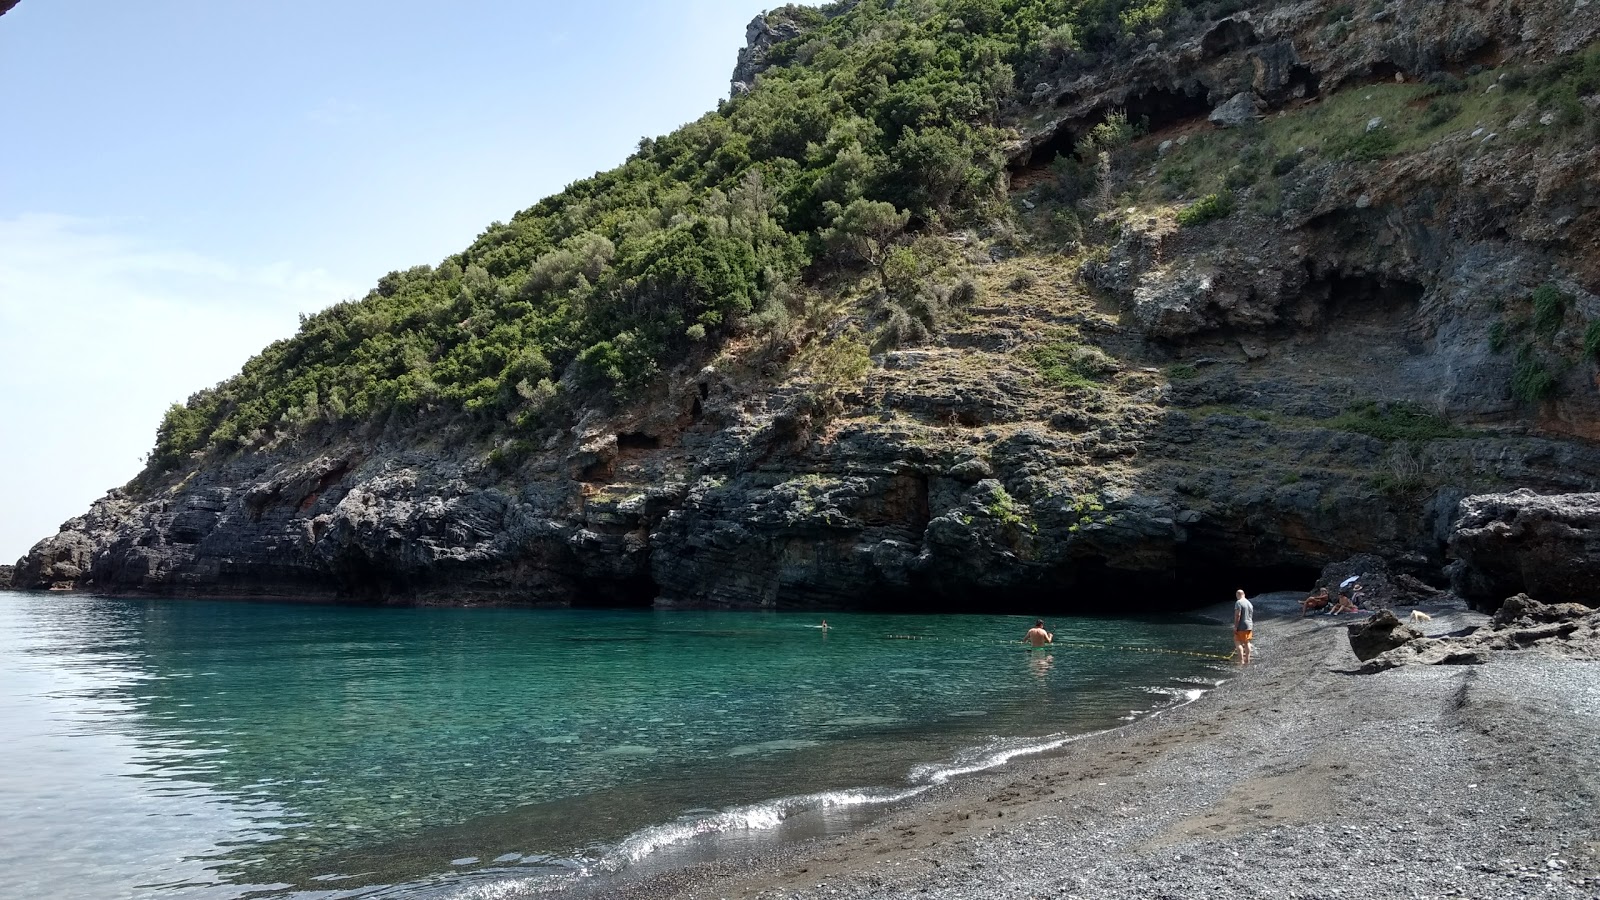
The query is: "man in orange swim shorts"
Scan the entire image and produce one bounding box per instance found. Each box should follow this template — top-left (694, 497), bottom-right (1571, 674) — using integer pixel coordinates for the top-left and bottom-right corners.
top-left (1233, 589), bottom-right (1255, 666)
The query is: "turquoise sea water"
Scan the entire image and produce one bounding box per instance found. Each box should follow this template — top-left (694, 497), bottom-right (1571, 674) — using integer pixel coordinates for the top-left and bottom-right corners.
top-left (0, 592), bottom-right (1232, 899)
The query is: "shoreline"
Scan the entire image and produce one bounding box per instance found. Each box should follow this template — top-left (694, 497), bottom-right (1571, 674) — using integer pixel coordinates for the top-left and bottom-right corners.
top-left (598, 596), bottom-right (1600, 899)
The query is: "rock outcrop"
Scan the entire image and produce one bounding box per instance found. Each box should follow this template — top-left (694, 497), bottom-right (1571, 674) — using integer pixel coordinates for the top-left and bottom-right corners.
top-left (0, 2), bottom-right (20, 18)
top-left (1348, 610), bottom-right (1425, 662)
top-left (0, 565), bottom-right (12, 591)
top-left (1358, 594), bottom-right (1600, 672)
top-left (1448, 491), bottom-right (1600, 610)
top-left (730, 2), bottom-right (860, 97)
top-left (14, 0), bottom-right (1600, 611)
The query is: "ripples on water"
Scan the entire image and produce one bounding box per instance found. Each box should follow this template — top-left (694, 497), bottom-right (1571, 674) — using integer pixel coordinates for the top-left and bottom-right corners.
top-left (0, 593), bottom-right (1230, 899)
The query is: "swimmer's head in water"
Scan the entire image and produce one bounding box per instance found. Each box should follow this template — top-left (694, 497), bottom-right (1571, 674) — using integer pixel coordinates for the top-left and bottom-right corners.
top-left (1034, 619), bottom-right (1044, 628)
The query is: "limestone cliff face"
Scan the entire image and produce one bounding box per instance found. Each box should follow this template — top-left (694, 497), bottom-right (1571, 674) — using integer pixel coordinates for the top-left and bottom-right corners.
top-left (16, 0), bottom-right (1600, 610)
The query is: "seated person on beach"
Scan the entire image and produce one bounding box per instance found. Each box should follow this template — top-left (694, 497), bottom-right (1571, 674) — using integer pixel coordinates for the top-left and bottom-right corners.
top-left (1331, 592), bottom-right (1359, 614)
top-left (1301, 588), bottom-right (1330, 617)
top-left (1024, 620), bottom-right (1053, 647)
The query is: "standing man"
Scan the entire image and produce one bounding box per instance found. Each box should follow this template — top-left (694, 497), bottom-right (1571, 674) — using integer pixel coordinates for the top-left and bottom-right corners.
top-left (1233, 589), bottom-right (1255, 666)
top-left (1024, 619), bottom-right (1054, 648)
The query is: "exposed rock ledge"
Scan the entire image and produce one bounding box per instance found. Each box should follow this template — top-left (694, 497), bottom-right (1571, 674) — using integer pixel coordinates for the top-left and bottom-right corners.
top-left (1448, 490), bottom-right (1600, 610)
top-left (1351, 594), bottom-right (1600, 672)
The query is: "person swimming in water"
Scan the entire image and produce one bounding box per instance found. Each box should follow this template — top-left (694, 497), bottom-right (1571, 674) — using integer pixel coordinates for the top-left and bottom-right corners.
top-left (1024, 619), bottom-right (1053, 648)
top-left (819, 619), bottom-right (830, 631)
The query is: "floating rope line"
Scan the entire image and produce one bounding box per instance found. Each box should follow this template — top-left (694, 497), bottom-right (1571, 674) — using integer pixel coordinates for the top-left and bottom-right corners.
top-left (876, 634), bottom-right (1233, 661)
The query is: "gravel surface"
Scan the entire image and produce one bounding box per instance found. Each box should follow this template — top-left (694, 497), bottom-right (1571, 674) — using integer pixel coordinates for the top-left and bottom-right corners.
top-left (603, 596), bottom-right (1600, 900)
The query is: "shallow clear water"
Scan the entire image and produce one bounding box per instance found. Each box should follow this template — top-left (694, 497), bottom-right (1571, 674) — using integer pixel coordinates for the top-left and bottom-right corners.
top-left (0, 592), bottom-right (1231, 899)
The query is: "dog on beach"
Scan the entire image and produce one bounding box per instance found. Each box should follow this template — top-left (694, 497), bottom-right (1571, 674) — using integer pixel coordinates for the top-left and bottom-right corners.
top-left (1409, 610), bottom-right (1433, 624)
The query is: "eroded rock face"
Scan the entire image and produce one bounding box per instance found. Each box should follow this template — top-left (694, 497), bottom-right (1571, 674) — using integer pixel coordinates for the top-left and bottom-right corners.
top-left (0, 565), bottom-right (13, 590)
top-left (14, 0), bottom-right (1600, 610)
top-left (1448, 491), bottom-right (1600, 610)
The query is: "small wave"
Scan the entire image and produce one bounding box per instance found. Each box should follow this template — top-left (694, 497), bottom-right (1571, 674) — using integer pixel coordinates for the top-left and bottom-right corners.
top-left (1142, 685), bottom-right (1208, 704)
top-left (598, 786), bottom-right (928, 870)
top-left (908, 729), bottom-right (1109, 785)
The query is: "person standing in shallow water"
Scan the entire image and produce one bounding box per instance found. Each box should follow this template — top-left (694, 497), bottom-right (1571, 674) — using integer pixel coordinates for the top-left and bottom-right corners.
top-left (1233, 589), bottom-right (1255, 666)
top-left (1024, 619), bottom-right (1053, 648)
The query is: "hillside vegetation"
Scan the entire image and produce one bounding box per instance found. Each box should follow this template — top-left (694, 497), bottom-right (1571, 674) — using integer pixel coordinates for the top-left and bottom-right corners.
top-left (148, 0), bottom-right (1304, 472)
top-left (148, 0), bottom-right (1599, 481)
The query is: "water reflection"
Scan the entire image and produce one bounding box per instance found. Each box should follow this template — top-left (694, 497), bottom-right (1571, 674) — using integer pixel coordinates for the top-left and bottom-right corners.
top-left (1027, 651), bottom-right (1054, 678)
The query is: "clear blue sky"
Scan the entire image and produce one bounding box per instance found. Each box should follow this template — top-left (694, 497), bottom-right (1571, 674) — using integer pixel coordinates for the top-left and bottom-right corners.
top-left (0, 0), bottom-right (783, 562)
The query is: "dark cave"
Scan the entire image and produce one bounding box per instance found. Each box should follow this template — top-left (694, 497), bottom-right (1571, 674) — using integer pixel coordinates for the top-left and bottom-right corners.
top-left (1310, 270), bottom-right (1426, 317)
top-left (573, 571), bottom-right (659, 609)
top-left (860, 555), bottom-right (1321, 617)
top-left (1024, 87), bottom-right (1212, 169)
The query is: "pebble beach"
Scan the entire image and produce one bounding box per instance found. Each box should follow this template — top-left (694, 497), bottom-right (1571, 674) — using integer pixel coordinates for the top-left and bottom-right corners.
top-left (609, 594), bottom-right (1600, 900)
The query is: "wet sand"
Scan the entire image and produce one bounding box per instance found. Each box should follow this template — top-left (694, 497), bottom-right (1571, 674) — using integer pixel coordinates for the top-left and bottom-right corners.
top-left (608, 594), bottom-right (1600, 899)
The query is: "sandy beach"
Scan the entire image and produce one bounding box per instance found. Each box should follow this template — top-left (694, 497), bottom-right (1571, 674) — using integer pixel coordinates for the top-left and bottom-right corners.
top-left (608, 594), bottom-right (1600, 899)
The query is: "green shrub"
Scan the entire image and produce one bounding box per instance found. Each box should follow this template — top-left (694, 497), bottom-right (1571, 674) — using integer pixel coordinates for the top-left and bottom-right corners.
top-left (1511, 345), bottom-right (1559, 403)
top-left (1531, 283), bottom-right (1569, 337)
top-left (1327, 402), bottom-right (1464, 442)
top-left (1028, 341), bottom-right (1119, 389)
top-left (1487, 320), bottom-right (1510, 353)
top-left (1076, 110), bottom-right (1137, 159)
top-left (1422, 98), bottom-right (1462, 129)
top-left (1050, 207), bottom-right (1084, 245)
top-left (1326, 128), bottom-right (1398, 162)
top-left (1176, 192), bottom-right (1234, 227)
top-left (1585, 321), bottom-right (1600, 360)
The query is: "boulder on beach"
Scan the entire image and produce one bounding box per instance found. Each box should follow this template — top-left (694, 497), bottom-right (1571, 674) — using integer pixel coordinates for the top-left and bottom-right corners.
top-left (1347, 610), bottom-right (1423, 662)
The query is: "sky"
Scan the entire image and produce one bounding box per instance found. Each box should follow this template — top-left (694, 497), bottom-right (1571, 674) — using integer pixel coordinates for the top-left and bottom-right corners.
top-left (0, 0), bottom-right (785, 563)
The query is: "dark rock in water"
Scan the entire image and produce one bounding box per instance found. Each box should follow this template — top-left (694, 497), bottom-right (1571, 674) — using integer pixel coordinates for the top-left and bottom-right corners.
top-left (1448, 491), bottom-right (1600, 611)
top-left (1348, 610), bottom-right (1423, 662)
top-left (0, 564), bottom-right (12, 590)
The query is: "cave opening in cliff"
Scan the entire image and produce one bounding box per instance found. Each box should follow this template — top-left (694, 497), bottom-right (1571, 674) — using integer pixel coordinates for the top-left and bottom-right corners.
top-left (1022, 87), bottom-right (1210, 171)
top-left (1315, 271), bottom-right (1426, 319)
top-left (1121, 86), bottom-right (1213, 138)
top-left (573, 572), bottom-right (659, 609)
top-left (859, 554), bottom-right (1320, 616)
top-left (1035, 556), bottom-right (1322, 615)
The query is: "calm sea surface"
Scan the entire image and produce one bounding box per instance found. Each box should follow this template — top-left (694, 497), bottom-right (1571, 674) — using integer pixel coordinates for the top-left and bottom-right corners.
top-left (0, 592), bottom-right (1231, 899)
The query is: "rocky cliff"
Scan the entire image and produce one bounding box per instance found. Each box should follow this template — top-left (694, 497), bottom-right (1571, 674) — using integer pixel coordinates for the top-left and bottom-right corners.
top-left (16, 0), bottom-right (1600, 612)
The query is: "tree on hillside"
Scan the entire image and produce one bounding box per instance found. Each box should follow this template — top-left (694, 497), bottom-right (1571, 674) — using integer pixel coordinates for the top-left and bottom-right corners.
top-left (820, 198), bottom-right (911, 292)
